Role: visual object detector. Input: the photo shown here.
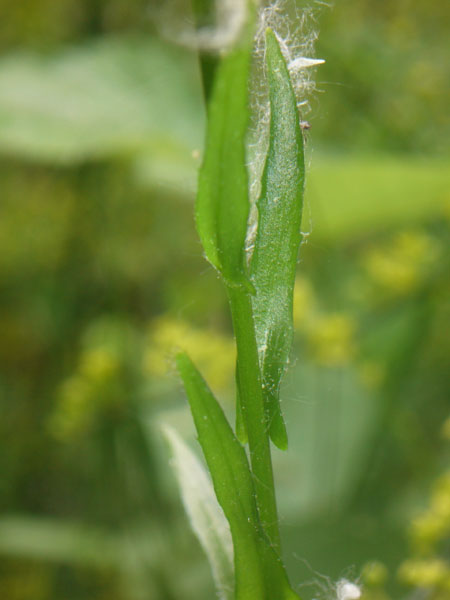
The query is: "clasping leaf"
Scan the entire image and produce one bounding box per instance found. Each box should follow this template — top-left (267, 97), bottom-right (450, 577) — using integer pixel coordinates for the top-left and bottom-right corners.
top-left (195, 15), bottom-right (254, 291)
top-left (250, 28), bottom-right (306, 450)
top-left (176, 352), bottom-right (265, 599)
top-left (176, 352), bottom-right (301, 599)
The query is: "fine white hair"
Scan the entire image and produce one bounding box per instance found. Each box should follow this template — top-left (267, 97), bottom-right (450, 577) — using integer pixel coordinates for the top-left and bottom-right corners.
top-left (245, 0), bottom-right (324, 257)
top-left (336, 579), bottom-right (362, 600)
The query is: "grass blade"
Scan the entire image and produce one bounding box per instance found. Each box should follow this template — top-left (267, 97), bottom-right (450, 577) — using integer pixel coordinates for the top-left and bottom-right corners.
top-left (250, 28), bottom-right (306, 450)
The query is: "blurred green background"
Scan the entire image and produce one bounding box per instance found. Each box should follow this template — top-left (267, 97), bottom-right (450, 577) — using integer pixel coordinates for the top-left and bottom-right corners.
top-left (0, 1), bottom-right (449, 599)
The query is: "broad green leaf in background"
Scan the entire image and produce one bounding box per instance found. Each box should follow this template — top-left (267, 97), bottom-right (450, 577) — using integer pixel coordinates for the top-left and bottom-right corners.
top-left (306, 156), bottom-right (450, 241)
top-left (0, 36), bottom-right (204, 194)
top-left (162, 424), bottom-right (234, 600)
top-left (195, 18), bottom-right (253, 289)
top-left (1, 37), bottom-right (447, 220)
top-left (249, 29), bottom-right (305, 450)
top-left (0, 513), bottom-right (210, 598)
top-left (0, 516), bottom-right (119, 567)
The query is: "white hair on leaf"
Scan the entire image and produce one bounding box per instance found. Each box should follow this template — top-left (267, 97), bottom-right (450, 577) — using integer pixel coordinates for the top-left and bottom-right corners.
top-left (289, 56), bottom-right (326, 70)
top-left (336, 579), bottom-right (362, 600)
top-left (245, 0), bottom-right (325, 258)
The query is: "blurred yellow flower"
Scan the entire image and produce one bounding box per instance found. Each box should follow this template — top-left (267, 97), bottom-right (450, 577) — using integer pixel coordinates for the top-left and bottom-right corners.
top-left (398, 558), bottom-right (449, 589)
top-left (79, 348), bottom-right (120, 381)
top-left (410, 471), bottom-right (450, 552)
top-left (362, 561), bottom-right (389, 587)
top-left (144, 316), bottom-right (235, 391)
top-left (49, 319), bottom-right (132, 440)
top-left (306, 313), bottom-right (356, 367)
top-left (441, 416), bottom-right (450, 441)
top-left (293, 277), bottom-right (317, 330)
top-left (363, 230), bottom-right (440, 297)
top-left (48, 376), bottom-right (94, 439)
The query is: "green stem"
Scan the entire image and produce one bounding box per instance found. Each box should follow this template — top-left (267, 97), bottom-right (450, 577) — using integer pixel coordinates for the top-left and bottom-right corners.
top-left (226, 284), bottom-right (281, 554)
top-left (191, 0), bottom-right (219, 103)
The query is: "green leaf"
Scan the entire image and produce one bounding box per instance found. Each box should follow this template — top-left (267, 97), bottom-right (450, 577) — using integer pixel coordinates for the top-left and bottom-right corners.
top-left (176, 352), bottom-right (265, 599)
top-left (250, 29), bottom-right (305, 450)
top-left (195, 24), bottom-right (253, 289)
top-left (227, 287), bottom-right (281, 551)
top-left (0, 37), bottom-right (204, 169)
top-left (0, 516), bottom-right (119, 567)
top-left (162, 425), bottom-right (234, 600)
top-left (176, 352), bottom-right (300, 599)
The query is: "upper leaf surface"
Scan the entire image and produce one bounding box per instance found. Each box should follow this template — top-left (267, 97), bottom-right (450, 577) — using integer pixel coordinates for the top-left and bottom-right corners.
top-left (195, 25), bottom-right (253, 289)
top-left (177, 352), bottom-right (300, 599)
top-left (176, 352), bottom-right (265, 599)
top-left (250, 29), bottom-right (305, 449)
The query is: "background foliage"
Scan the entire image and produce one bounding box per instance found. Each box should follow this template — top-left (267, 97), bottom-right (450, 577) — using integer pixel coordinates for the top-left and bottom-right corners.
top-left (0, 1), bottom-right (448, 599)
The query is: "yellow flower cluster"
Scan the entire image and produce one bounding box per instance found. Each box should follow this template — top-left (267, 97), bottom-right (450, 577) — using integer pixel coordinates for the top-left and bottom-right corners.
top-left (363, 230), bottom-right (440, 298)
top-left (293, 277), bottom-right (316, 330)
top-left (396, 424), bottom-right (450, 598)
top-left (48, 345), bottom-right (123, 440)
top-left (398, 558), bottom-right (450, 592)
top-left (143, 316), bottom-right (236, 392)
top-left (293, 277), bottom-right (357, 367)
top-left (362, 561), bottom-right (389, 587)
top-left (441, 415), bottom-right (450, 441)
top-left (409, 471), bottom-right (450, 553)
top-left (78, 347), bottom-right (120, 381)
top-left (48, 319), bottom-right (132, 440)
top-left (307, 313), bottom-right (357, 367)
top-left (49, 314), bottom-right (237, 440)
top-left (360, 419), bottom-right (450, 600)
top-left (359, 561), bottom-right (391, 600)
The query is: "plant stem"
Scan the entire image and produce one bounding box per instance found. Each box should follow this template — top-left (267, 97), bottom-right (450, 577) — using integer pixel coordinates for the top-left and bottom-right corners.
top-left (226, 284), bottom-right (281, 554)
top-left (191, 0), bottom-right (219, 102)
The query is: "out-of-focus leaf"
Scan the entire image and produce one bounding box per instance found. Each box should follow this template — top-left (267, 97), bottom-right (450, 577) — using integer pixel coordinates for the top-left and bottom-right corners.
top-left (276, 363), bottom-right (380, 519)
top-left (0, 514), bottom-right (201, 597)
top-left (162, 424), bottom-right (234, 600)
top-left (0, 516), bottom-right (119, 566)
top-left (132, 142), bottom-right (199, 197)
top-left (306, 156), bottom-right (450, 240)
top-left (0, 36), bottom-right (204, 184)
top-left (195, 23), bottom-right (253, 289)
top-left (249, 29), bottom-right (305, 450)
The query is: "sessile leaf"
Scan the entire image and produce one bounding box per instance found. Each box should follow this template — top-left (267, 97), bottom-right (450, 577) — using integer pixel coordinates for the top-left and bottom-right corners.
top-left (250, 28), bottom-right (306, 450)
top-left (195, 21), bottom-right (254, 291)
top-left (176, 352), bottom-right (301, 599)
top-left (176, 352), bottom-right (265, 599)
